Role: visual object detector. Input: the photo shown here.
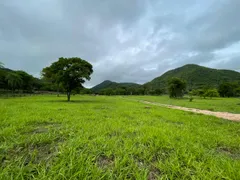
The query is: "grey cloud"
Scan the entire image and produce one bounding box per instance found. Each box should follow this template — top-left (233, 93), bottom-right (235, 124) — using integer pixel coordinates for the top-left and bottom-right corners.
top-left (60, 0), bottom-right (148, 27)
top-left (187, 0), bottom-right (240, 52)
top-left (0, 0), bottom-right (240, 87)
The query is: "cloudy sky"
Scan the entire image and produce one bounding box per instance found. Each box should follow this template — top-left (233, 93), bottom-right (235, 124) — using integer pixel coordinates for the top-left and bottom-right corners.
top-left (1, 0), bottom-right (240, 87)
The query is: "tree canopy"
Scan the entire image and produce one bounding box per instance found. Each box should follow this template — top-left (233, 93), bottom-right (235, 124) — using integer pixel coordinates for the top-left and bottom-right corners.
top-left (42, 57), bottom-right (93, 101)
top-left (204, 89), bottom-right (219, 98)
top-left (218, 82), bottom-right (240, 97)
top-left (168, 77), bottom-right (186, 98)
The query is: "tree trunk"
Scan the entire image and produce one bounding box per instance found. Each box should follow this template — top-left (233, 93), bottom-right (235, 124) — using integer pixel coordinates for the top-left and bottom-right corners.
top-left (67, 92), bottom-right (71, 102)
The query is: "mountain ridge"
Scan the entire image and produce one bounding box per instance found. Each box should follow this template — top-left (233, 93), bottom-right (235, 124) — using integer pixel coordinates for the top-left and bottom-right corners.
top-left (145, 64), bottom-right (240, 90)
top-left (91, 64), bottom-right (240, 92)
top-left (91, 80), bottom-right (141, 92)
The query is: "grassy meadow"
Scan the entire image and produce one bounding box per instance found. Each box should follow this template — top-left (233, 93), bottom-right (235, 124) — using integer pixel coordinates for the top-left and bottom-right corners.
top-left (126, 95), bottom-right (240, 114)
top-left (1, 95), bottom-right (240, 179)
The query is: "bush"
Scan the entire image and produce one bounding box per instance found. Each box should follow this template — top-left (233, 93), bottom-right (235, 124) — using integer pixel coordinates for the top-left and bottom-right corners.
top-left (204, 89), bottom-right (219, 98)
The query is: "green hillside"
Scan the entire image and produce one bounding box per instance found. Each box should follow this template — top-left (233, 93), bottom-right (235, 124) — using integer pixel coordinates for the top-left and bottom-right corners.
top-left (91, 80), bottom-right (140, 93)
top-left (145, 64), bottom-right (240, 90)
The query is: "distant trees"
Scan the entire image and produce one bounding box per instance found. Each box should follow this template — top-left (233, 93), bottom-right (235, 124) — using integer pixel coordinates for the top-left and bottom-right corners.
top-left (1, 59), bottom-right (240, 99)
top-left (79, 88), bottom-right (92, 95)
top-left (95, 86), bottom-right (164, 96)
top-left (0, 68), bottom-right (42, 93)
top-left (5, 73), bottom-right (23, 92)
top-left (218, 82), bottom-right (240, 97)
top-left (168, 78), bottom-right (186, 98)
top-left (42, 57), bottom-right (93, 101)
top-left (15, 71), bottom-right (34, 91)
top-left (204, 89), bottom-right (219, 98)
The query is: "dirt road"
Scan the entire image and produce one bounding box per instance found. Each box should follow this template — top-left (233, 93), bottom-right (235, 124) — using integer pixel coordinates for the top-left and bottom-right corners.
top-left (140, 100), bottom-right (240, 122)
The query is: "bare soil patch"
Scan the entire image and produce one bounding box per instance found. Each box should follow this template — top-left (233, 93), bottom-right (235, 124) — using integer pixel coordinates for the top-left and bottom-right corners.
top-left (140, 101), bottom-right (240, 122)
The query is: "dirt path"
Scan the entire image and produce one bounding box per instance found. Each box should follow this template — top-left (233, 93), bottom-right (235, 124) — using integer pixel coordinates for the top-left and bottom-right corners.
top-left (140, 100), bottom-right (240, 122)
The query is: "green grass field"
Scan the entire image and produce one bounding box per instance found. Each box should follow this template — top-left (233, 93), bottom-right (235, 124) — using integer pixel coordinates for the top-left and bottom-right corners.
top-left (1, 95), bottom-right (240, 179)
top-left (126, 95), bottom-right (240, 113)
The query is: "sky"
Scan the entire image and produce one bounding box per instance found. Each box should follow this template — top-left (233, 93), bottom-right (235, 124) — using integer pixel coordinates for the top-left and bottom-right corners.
top-left (1, 0), bottom-right (240, 87)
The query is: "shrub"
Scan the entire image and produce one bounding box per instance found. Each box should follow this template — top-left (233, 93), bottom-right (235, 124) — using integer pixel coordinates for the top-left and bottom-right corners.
top-left (204, 89), bottom-right (219, 99)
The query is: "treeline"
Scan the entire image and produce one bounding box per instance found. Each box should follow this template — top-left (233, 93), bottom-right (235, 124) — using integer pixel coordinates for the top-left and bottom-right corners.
top-left (188, 82), bottom-right (240, 98)
top-left (0, 67), bottom-right (64, 93)
top-left (94, 79), bottom-right (240, 98)
top-left (96, 87), bottom-right (165, 96)
top-left (1, 62), bottom-right (239, 98)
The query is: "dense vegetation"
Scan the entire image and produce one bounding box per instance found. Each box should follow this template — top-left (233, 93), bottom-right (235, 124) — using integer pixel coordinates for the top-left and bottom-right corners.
top-left (0, 60), bottom-right (92, 97)
top-left (91, 80), bottom-right (140, 92)
top-left (1, 95), bottom-right (240, 179)
top-left (1, 62), bottom-right (240, 98)
top-left (91, 80), bottom-right (164, 95)
top-left (145, 64), bottom-right (240, 91)
top-left (91, 80), bottom-right (143, 95)
top-left (168, 78), bottom-right (186, 98)
top-left (0, 67), bottom-right (44, 93)
top-left (91, 64), bottom-right (240, 97)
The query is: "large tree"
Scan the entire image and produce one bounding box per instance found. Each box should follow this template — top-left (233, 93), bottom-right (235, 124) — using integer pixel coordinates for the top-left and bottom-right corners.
top-left (168, 77), bottom-right (186, 98)
top-left (42, 57), bottom-right (93, 101)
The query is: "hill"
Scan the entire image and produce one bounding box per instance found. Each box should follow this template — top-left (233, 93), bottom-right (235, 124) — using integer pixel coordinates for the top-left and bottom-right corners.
top-left (145, 64), bottom-right (240, 90)
top-left (91, 80), bottom-right (140, 93)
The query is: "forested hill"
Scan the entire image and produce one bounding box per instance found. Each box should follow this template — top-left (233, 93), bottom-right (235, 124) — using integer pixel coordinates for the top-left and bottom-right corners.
top-left (91, 80), bottom-right (140, 93)
top-left (145, 64), bottom-right (240, 90)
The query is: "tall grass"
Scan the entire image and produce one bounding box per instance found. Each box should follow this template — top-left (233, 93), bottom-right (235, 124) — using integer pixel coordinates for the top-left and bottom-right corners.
top-left (0, 95), bottom-right (240, 179)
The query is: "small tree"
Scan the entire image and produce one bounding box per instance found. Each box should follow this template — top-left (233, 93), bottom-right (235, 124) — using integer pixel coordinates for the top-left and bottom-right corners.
top-left (42, 57), bottom-right (93, 101)
top-left (168, 77), bottom-right (186, 98)
top-left (204, 89), bottom-right (219, 99)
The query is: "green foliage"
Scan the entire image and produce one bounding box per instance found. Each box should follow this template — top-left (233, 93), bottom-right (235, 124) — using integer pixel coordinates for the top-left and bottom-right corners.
top-left (91, 80), bottom-right (140, 93)
top-left (91, 80), bottom-right (144, 95)
top-left (168, 77), bottom-right (186, 98)
top-left (42, 57), bottom-right (93, 101)
top-left (99, 88), bottom-right (114, 95)
top-left (0, 68), bottom-right (45, 93)
top-left (204, 89), bottom-right (219, 98)
top-left (218, 82), bottom-right (240, 97)
top-left (80, 88), bottom-right (92, 95)
top-left (5, 72), bottom-right (23, 91)
top-left (189, 89), bottom-right (207, 98)
top-left (15, 70), bottom-right (34, 91)
top-left (235, 87), bottom-right (240, 97)
top-left (146, 64), bottom-right (240, 90)
top-left (148, 88), bottom-right (164, 95)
